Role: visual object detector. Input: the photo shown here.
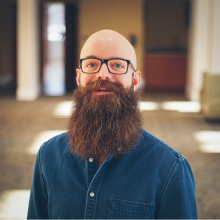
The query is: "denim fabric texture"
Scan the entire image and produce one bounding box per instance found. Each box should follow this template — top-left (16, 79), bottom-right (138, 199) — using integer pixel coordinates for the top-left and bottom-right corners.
top-left (27, 129), bottom-right (197, 219)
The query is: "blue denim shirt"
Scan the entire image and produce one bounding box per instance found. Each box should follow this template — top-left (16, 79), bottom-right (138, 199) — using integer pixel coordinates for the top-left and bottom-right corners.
top-left (27, 129), bottom-right (197, 219)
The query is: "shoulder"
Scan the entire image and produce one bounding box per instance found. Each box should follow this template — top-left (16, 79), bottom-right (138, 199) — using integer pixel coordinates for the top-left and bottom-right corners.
top-left (131, 128), bottom-right (189, 178)
top-left (38, 132), bottom-right (70, 162)
top-left (138, 128), bottom-right (184, 161)
top-left (136, 129), bottom-right (195, 191)
top-left (35, 132), bottom-right (75, 179)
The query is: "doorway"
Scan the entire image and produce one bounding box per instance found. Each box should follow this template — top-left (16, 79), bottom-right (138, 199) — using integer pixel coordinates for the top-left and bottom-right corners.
top-left (41, 2), bottom-right (78, 96)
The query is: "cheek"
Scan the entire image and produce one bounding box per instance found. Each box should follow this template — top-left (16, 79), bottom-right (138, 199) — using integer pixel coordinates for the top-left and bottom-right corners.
top-left (114, 75), bottom-right (132, 88)
top-left (80, 74), bottom-right (96, 86)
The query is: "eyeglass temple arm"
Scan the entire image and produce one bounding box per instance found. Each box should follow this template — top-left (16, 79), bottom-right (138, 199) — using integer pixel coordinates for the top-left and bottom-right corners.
top-left (130, 62), bottom-right (136, 72)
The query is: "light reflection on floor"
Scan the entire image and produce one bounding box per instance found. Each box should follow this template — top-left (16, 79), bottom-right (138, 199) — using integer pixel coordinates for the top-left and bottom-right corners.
top-left (53, 100), bottom-right (201, 117)
top-left (161, 101), bottom-right (201, 112)
top-left (140, 101), bottom-right (159, 111)
top-left (0, 190), bottom-right (30, 219)
top-left (53, 101), bottom-right (73, 118)
top-left (194, 131), bottom-right (220, 153)
top-left (27, 130), bottom-right (67, 155)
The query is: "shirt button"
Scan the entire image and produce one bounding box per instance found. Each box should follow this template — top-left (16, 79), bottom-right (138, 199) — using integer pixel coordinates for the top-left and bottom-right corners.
top-left (90, 192), bottom-right (95, 197)
top-left (89, 158), bottom-right (93, 162)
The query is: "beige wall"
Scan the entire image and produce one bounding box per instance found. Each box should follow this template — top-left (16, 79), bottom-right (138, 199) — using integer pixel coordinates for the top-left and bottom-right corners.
top-left (144, 0), bottom-right (188, 49)
top-left (78, 0), bottom-right (145, 76)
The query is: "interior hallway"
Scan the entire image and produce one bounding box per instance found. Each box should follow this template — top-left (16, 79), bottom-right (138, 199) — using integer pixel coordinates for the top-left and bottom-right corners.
top-left (0, 91), bottom-right (220, 218)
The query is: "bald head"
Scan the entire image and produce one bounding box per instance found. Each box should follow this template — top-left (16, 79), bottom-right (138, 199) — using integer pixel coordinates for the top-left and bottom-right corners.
top-left (77, 30), bottom-right (141, 91)
top-left (80, 30), bottom-right (137, 69)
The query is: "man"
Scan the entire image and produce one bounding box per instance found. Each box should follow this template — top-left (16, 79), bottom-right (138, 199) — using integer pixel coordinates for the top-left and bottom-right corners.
top-left (27, 30), bottom-right (197, 219)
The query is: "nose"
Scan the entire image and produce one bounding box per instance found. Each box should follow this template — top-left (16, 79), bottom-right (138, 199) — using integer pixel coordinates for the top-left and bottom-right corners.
top-left (95, 63), bottom-right (111, 80)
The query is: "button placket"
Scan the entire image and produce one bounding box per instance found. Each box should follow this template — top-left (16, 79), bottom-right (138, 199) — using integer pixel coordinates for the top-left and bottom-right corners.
top-left (88, 158), bottom-right (97, 185)
top-left (84, 159), bottom-right (110, 219)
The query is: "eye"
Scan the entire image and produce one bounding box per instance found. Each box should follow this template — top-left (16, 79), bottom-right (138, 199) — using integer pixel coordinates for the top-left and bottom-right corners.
top-left (87, 63), bottom-right (96, 67)
top-left (115, 64), bottom-right (123, 68)
top-left (112, 62), bottom-right (125, 69)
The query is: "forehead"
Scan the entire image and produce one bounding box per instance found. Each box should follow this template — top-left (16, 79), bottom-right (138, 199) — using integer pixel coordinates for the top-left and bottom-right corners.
top-left (80, 35), bottom-right (135, 62)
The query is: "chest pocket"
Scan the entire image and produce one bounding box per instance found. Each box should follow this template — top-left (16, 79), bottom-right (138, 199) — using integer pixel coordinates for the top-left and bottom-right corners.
top-left (108, 198), bottom-right (151, 219)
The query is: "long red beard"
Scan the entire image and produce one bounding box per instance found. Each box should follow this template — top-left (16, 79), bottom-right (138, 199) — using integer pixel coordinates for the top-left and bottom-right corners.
top-left (67, 80), bottom-right (142, 160)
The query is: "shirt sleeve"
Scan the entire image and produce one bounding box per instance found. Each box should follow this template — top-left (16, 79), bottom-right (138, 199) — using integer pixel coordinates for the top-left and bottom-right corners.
top-left (155, 157), bottom-right (198, 219)
top-left (27, 144), bottom-right (49, 219)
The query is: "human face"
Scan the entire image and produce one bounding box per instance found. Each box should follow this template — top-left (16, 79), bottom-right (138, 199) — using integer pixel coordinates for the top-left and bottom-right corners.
top-left (76, 30), bottom-right (141, 95)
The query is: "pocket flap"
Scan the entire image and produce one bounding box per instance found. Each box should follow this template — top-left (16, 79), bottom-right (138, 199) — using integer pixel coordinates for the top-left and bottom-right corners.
top-left (111, 198), bottom-right (151, 213)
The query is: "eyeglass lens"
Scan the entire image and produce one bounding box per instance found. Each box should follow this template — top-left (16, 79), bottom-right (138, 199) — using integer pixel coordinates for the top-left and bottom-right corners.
top-left (81, 59), bottom-right (128, 74)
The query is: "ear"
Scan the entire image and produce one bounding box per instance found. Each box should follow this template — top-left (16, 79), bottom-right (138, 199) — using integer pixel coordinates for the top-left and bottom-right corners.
top-left (133, 71), bottom-right (141, 91)
top-left (76, 68), bottom-right (80, 86)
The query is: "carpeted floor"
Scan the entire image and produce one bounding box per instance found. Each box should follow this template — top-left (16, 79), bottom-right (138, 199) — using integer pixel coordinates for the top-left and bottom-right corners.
top-left (0, 90), bottom-right (219, 218)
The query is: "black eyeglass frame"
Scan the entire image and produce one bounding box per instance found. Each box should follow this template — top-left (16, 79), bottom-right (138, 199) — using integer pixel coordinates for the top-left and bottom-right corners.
top-left (79, 58), bottom-right (136, 74)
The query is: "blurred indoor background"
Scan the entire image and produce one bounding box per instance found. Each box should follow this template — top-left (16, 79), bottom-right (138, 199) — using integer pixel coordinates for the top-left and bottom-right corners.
top-left (0, 0), bottom-right (220, 218)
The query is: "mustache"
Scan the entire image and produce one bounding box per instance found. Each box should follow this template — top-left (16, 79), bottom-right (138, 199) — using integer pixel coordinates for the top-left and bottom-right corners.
top-left (83, 80), bottom-right (127, 93)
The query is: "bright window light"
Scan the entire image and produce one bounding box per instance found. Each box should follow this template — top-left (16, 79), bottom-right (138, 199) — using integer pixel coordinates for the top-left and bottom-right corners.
top-left (0, 190), bottom-right (30, 219)
top-left (161, 101), bottom-right (201, 113)
top-left (48, 33), bottom-right (65, 41)
top-left (53, 101), bottom-right (73, 117)
top-left (194, 131), bottom-right (220, 153)
top-left (43, 3), bottom-right (65, 96)
top-left (47, 3), bottom-right (66, 42)
top-left (27, 130), bottom-right (67, 155)
top-left (140, 101), bottom-right (159, 111)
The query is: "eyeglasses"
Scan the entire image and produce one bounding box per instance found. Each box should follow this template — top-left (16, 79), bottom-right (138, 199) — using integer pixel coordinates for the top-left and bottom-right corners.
top-left (79, 58), bottom-right (136, 74)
